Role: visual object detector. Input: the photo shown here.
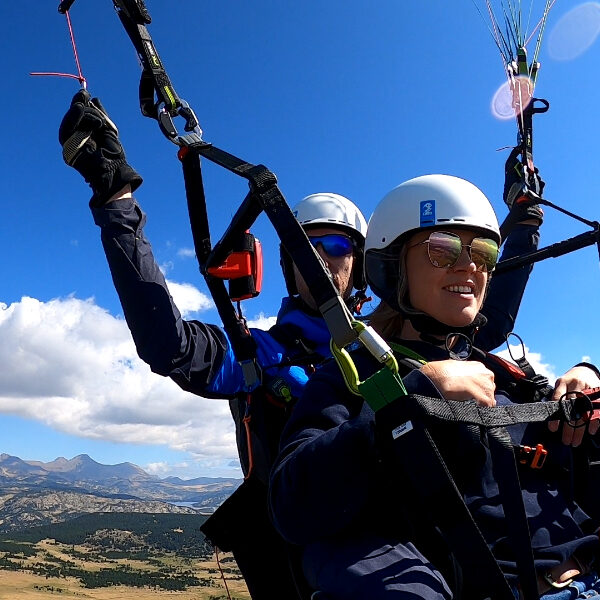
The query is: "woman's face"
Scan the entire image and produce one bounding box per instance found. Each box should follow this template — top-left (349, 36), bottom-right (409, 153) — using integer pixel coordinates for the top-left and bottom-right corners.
top-left (404, 228), bottom-right (490, 328)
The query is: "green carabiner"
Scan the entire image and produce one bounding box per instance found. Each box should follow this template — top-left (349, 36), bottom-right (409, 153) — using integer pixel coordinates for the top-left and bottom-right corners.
top-left (331, 321), bottom-right (407, 412)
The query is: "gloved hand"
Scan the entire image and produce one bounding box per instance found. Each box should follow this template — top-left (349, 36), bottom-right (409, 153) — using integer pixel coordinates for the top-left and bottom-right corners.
top-left (500, 147), bottom-right (544, 240)
top-left (59, 89), bottom-right (143, 206)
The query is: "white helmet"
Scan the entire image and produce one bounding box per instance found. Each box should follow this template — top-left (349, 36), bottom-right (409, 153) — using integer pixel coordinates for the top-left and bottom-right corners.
top-left (292, 193), bottom-right (368, 242)
top-left (365, 174), bottom-right (500, 308)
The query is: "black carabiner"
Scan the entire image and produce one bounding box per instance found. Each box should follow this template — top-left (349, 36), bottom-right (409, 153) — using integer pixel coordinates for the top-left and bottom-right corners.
top-left (58, 0), bottom-right (77, 14)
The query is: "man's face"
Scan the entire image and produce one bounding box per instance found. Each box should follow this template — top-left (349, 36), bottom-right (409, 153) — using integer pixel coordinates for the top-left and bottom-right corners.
top-left (293, 227), bottom-right (356, 309)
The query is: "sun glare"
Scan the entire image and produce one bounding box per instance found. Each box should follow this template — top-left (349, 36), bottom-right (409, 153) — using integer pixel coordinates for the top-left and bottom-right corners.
top-left (491, 76), bottom-right (534, 121)
top-left (548, 2), bottom-right (600, 61)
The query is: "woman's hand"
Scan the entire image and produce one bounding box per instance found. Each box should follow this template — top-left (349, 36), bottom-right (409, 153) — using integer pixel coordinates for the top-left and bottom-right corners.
top-left (420, 360), bottom-right (496, 407)
top-left (549, 366), bottom-right (600, 446)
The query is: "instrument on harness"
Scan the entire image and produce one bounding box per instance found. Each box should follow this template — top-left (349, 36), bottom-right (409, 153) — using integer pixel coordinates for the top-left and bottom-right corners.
top-left (206, 230), bottom-right (263, 302)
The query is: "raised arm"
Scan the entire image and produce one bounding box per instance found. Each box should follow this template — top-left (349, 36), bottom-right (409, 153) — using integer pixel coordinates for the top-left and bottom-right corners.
top-left (478, 150), bottom-right (544, 351)
top-left (58, 90), bottom-right (237, 397)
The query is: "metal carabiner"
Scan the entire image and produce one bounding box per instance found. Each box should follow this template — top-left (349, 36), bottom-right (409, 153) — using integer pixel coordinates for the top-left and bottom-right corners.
top-left (157, 100), bottom-right (202, 145)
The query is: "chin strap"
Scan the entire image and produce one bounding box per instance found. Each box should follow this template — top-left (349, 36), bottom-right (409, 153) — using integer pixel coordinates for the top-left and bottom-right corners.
top-left (404, 311), bottom-right (488, 349)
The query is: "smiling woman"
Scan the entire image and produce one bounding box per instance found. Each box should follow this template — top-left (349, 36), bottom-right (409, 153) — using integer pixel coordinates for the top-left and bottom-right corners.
top-left (365, 174), bottom-right (501, 341)
top-left (269, 174), bottom-right (600, 600)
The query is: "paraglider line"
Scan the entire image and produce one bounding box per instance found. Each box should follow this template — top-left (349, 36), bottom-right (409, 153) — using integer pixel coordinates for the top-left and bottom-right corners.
top-left (30, 4), bottom-right (86, 88)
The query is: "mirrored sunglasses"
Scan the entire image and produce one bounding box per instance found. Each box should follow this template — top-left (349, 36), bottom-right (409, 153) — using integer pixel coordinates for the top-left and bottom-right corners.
top-left (411, 231), bottom-right (499, 272)
top-left (308, 234), bottom-right (355, 257)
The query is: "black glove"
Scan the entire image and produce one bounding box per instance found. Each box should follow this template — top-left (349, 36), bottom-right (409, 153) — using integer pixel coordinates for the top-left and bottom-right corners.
top-left (500, 147), bottom-right (544, 240)
top-left (59, 89), bottom-right (142, 206)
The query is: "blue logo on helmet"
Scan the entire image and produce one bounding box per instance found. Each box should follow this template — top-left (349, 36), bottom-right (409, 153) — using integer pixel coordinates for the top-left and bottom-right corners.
top-left (420, 200), bottom-right (435, 227)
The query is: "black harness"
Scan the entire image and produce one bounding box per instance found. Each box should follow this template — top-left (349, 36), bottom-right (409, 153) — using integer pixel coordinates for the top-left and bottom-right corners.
top-left (202, 320), bottom-right (327, 600)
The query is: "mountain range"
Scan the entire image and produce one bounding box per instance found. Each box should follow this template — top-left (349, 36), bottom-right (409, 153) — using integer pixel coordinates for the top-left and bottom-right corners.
top-left (0, 452), bottom-right (241, 532)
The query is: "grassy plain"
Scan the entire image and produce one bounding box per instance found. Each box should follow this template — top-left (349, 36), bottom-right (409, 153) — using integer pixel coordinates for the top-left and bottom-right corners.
top-left (0, 538), bottom-right (250, 600)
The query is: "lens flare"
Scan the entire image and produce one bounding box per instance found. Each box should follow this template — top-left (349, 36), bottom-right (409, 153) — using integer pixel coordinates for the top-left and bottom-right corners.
top-left (491, 76), bottom-right (534, 121)
top-left (548, 2), bottom-right (600, 61)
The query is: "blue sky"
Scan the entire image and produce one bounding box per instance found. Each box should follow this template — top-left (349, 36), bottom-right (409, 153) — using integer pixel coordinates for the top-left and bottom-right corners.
top-left (1, 1), bottom-right (599, 479)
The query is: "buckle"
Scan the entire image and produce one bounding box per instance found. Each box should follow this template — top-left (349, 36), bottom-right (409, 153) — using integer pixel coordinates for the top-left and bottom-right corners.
top-left (518, 443), bottom-right (547, 469)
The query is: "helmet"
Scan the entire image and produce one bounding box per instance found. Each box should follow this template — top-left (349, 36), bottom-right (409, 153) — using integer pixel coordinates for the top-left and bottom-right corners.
top-left (282, 193), bottom-right (367, 296)
top-left (365, 174), bottom-right (500, 309)
top-left (292, 193), bottom-right (367, 242)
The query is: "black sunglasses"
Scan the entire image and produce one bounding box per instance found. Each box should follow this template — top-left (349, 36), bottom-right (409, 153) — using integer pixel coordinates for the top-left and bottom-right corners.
top-left (308, 234), bottom-right (355, 258)
top-left (410, 231), bottom-right (499, 272)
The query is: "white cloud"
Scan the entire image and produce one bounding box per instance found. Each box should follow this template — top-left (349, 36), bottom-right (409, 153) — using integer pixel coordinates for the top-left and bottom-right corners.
top-left (165, 279), bottom-right (214, 317)
top-left (0, 296), bottom-right (237, 467)
top-left (159, 261), bottom-right (175, 275)
top-left (145, 461), bottom-right (172, 477)
top-left (177, 248), bottom-right (196, 259)
top-left (246, 312), bottom-right (277, 330)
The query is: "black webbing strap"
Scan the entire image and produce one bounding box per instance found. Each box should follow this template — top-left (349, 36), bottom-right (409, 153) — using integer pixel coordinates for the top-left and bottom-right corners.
top-left (175, 137), bottom-right (360, 394)
top-left (178, 138), bottom-right (357, 350)
top-left (112, 0), bottom-right (201, 141)
top-left (401, 393), bottom-right (589, 429)
top-left (180, 146), bottom-right (259, 387)
top-left (488, 428), bottom-right (538, 600)
top-left (377, 401), bottom-right (515, 599)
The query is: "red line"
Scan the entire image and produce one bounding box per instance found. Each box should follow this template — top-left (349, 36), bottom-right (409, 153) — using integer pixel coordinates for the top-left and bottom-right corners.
top-left (30, 5), bottom-right (86, 88)
top-left (64, 9), bottom-right (85, 86)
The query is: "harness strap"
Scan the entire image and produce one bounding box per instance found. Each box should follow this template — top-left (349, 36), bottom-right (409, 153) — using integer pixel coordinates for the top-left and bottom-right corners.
top-left (488, 427), bottom-right (538, 600)
top-left (180, 148), bottom-right (261, 390)
top-left (179, 142), bottom-right (358, 350)
top-left (377, 400), bottom-right (516, 599)
top-left (267, 323), bottom-right (325, 369)
top-left (403, 393), bottom-right (590, 429)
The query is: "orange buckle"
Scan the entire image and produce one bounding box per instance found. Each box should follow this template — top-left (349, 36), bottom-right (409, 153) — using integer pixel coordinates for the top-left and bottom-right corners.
top-left (518, 443), bottom-right (548, 469)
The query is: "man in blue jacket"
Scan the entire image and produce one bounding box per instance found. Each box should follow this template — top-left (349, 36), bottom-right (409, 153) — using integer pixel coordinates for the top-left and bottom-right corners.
top-left (59, 89), bottom-right (543, 599)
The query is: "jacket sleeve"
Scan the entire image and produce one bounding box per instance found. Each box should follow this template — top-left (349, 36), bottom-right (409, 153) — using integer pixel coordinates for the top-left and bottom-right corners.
top-left (91, 198), bottom-right (236, 397)
top-left (478, 224), bottom-right (540, 352)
